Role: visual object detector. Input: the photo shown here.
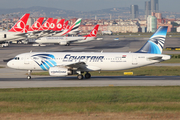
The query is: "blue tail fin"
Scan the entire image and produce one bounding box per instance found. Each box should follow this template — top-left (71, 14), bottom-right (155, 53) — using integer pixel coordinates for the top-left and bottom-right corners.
top-left (136, 26), bottom-right (168, 54)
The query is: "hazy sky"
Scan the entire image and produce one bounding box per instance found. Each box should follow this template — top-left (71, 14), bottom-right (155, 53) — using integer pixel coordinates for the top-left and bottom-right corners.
top-left (0, 0), bottom-right (180, 12)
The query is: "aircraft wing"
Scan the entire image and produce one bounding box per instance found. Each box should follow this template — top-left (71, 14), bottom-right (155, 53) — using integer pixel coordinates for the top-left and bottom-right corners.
top-left (15, 33), bottom-right (27, 37)
top-left (58, 61), bottom-right (86, 69)
top-left (58, 61), bottom-right (101, 71)
top-left (148, 56), bottom-right (163, 60)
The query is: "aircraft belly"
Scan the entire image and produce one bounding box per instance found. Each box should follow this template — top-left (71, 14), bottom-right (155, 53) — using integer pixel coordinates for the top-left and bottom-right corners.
top-left (87, 61), bottom-right (131, 71)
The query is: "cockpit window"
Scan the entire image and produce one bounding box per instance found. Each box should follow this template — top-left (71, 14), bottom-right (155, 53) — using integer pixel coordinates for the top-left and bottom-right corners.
top-left (14, 57), bottom-right (20, 60)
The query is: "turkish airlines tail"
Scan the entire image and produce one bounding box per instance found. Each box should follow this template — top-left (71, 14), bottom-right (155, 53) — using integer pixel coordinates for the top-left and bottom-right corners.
top-left (9, 13), bottom-right (30, 33)
top-left (49, 19), bottom-right (58, 30)
top-left (84, 25), bottom-right (99, 37)
top-left (38, 18), bottom-right (53, 31)
top-left (28, 17), bottom-right (44, 31)
top-left (53, 19), bottom-right (65, 31)
top-left (63, 21), bottom-right (69, 30)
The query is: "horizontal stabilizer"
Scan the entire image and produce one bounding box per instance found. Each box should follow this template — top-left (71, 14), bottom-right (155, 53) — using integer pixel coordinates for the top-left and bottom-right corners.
top-left (148, 56), bottom-right (162, 60)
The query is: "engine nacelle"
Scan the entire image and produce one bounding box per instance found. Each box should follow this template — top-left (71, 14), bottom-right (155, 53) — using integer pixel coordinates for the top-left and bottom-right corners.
top-left (59, 41), bottom-right (67, 46)
top-left (49, 67), bottom-right (72, 76)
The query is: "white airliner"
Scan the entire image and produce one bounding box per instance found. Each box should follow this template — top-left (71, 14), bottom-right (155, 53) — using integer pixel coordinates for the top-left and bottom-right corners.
top-left (7, 26), bottom-right (170, 80)
top-left (34, 25), bottom-right (99, 46)
top-left (0, 13), bottom-right (30, 46)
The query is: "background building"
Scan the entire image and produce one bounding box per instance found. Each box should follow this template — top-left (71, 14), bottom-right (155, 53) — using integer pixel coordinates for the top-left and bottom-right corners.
top-left (151, 0), bottom-right (159, 13)
top-left (147, 15), bottom-right (157, 32)
top-left (145, 1), bottom-right (151, 18)
top-left (130, 5), bottom-right (139, 20)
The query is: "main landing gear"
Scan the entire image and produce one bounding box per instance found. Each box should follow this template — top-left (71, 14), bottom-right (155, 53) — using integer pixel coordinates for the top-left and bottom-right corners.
top-left (77, 72), bottom-right (91, 80)
top-left (27, 70), bottom-right (32, 80)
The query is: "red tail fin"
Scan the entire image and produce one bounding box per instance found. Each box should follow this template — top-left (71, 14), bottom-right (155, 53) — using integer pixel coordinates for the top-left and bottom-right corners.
top-left (84, 25), bottom-right (99, 37)
top-left (28, 17), bottom-right (44, 31)
top-left (53, 19), bottom-right (65, 31)
top-left (49, 19), bottom-right (57, 30)
top-left (63, 21), bottom-right (69, 30)
top-left (9, 13), bottom-right (30, 33)
top-left (66, 25), bottom-right (70, 29)
top-left (39, 18), bottom-right (53, 31)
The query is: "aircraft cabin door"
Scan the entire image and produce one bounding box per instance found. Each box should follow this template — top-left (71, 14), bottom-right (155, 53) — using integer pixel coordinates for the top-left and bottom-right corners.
top-left (132, 55), bottom-right (138, 65)
top-left (24, 55), bottom-right (30, 64)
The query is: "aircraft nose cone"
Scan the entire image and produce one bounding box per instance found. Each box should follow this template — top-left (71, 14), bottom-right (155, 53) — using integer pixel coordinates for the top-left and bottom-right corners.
top-left (7, 60), bottom-right (13, 68)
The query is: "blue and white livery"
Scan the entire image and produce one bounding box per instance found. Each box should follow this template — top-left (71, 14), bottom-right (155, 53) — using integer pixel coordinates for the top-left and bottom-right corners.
top-left (136, 26), bottom-right (168, 54)
top-left (7, 26), bottom-right (171, 80)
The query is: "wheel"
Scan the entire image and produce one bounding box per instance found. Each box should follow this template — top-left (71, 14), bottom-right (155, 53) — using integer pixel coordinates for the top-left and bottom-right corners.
top-left (85, 73), bottom-right (91, 79)
top-left (77, 75), bottom-right (83, 80)
top-left (27, 75), bottom-right (31, 80)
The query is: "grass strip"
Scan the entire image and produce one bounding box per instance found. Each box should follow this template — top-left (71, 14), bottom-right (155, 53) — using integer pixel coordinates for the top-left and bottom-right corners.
top-left (31, 66), bottom-right (180, 76)
top-left (0, 87), bottom-right (180, 113)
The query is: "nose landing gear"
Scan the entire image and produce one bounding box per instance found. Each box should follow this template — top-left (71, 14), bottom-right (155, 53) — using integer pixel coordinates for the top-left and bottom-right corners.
top-left (27, 70), bottom-right (32, 80)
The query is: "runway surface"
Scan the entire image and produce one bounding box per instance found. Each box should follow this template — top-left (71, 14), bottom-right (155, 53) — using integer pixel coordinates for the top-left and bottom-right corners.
top-left (1, 36), bottom-right (180, 88)
top-left (0, 68), bottom-right (180, 88)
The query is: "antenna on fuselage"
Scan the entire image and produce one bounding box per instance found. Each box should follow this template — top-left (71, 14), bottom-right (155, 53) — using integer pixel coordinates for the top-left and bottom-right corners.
top-left (30, 50), bottom-right (32, 53)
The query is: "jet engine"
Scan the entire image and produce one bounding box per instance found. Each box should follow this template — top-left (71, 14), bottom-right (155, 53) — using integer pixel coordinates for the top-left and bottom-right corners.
top-left (59, 41), bottom-right (70, 46)
top-left (49, 66), bottom-right (73, 76)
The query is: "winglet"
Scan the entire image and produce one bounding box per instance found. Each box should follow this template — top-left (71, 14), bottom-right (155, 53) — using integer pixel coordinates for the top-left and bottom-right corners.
top-left (9, 13), bottom-right (30, 33)
top-left (136, 26), bottom-right (168, 54)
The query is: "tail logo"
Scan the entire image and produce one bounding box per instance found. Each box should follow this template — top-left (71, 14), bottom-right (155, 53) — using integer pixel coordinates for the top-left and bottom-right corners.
top-left (91, 29), bottom-right (97, 36)
top-left (34, 22), bottom-right (41, 28)
top-left (150, 37), bottom-right (165, 50)
top-left (50, 23), bottom-right (55, 29)
top-left (13, 20), bottom-right (26, 32)
top-left (57, 24), bottom-right (62, 29)
top-left (31, 21), bottom-right (41, 31)
top-left (136, 26), bottom-right (168, 54)
top-left (43, 22), bottom-right (50, 30)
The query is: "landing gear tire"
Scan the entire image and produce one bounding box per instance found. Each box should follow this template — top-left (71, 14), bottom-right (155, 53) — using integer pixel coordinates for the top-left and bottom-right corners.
top-left (66, 43), bottom-right (70, 46)
top-left (77, 75), bottom-right (83, 80)
top-left (85, 72), bottom-right (91, 79)
top-left (27, 70), bottom-right (32, 80)
top-left (27, 75), bottom-right (31, 80)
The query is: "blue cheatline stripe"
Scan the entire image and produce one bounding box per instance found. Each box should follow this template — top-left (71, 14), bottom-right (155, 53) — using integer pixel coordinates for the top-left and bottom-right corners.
top-left (45, 60), bottom-right (54, 67)
top-left (40, 64), bottom-right (47, 71)
top-left (49, 60), bottom-right (57, 66)
top-left (42, 61), bottom-right (50, 70)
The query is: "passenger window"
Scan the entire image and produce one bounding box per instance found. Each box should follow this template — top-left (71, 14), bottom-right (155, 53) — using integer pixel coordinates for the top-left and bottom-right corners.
top-left (14, 57), bottom-right (19, 60)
